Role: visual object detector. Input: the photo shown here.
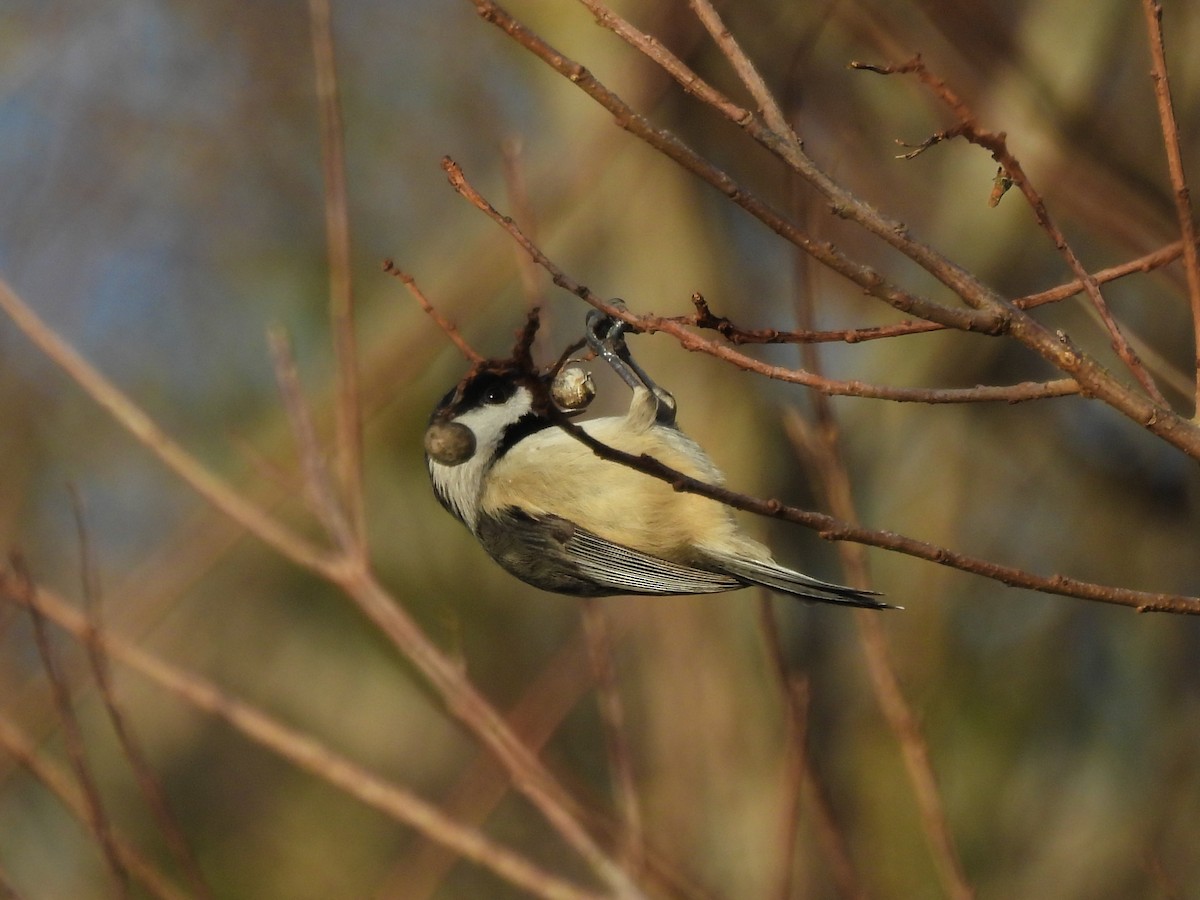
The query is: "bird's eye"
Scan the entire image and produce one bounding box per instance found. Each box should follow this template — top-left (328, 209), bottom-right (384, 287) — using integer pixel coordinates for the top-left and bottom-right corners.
top-left (483, 385), bottom-right (508, 405)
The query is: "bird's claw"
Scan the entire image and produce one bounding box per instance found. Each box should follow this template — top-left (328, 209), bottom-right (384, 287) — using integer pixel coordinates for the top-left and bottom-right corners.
top-left (585, 303), bottom-right (677, 426)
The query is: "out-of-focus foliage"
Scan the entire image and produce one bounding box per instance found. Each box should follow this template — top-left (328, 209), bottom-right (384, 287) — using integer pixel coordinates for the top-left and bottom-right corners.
top-left (1, 0), bottom-right (1198, 897)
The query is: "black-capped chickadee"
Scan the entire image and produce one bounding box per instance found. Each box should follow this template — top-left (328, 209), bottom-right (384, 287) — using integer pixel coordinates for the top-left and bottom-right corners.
top-left (424, 309), bottom-right (889, 609)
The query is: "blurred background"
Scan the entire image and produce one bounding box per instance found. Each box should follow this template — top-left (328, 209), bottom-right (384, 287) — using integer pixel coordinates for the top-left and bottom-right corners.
top-left (2, 0), bottom-right (1199, 897)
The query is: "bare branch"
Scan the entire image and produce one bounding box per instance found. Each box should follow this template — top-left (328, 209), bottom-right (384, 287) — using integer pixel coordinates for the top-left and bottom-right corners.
top-left (466, 3), bottom-right (1200, 457)
top-left (854, 55), bottom-right (1168, 406)
top-left (581, 599), bottom-right (643, 874)
top-left (1140, 0), bottom-right (1200, 413)
top-left (757, 605), bottom-right (868, 900)
top-left (0, 715), bottom-right (188, 900)
top-left (307, 0), bottom-right (367, 553)
top-left (267, 327), bottom-right (360, 556)
top-left (69, 491), bottom-right (212, 899)
top-left (469, 0), bottom-right (1001, 336)
top-left (443, 156), bottom-right (1075, 404)
top-left (10, 554), bottom-right (131, 898)
top-left (0, 574), bottom-right (607, 900)
top-left (0, 278), bottom-right (338, 575)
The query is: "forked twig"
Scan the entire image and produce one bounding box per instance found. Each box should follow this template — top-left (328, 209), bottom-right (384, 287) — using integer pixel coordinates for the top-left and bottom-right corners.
top-left (852, 55), bottom-right (1167, 406)
top-left (0, 714), bottom-right (186, 900)
top-left (10, 555), bottom-right (131, 898)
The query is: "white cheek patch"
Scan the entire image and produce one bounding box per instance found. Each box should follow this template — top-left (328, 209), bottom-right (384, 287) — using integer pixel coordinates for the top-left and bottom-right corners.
top-left (427, 386), bottom-right (535, 532)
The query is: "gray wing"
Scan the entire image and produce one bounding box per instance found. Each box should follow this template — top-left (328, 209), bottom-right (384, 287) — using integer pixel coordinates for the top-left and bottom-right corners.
top-left (479, 510), bottom-right (894, 608)
top-left (478, 510), bottom-right (742, 597)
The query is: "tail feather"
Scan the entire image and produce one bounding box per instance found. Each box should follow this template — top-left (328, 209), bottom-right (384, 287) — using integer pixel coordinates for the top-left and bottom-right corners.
top-left (719, 556), bottom-right (897, 609)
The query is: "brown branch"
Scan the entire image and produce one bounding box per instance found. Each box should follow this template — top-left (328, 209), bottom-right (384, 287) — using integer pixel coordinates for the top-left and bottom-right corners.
top-left (580, 599), bottom-right (643, 875)
top-left (757, 605), bottom-right (867, 900)
top-left (853, 55), bottom-right (1167, 406)
top-left (0, 715), bottom-right (188, 900)
top-left (264, 318), bottom-right (638, 895)
top-left (382, 260), bottom-right (485, 363)
top-left (436, 155), bottom-right (1197, 609)
top-left (0, 574), bottom-right (607, 900)
top-left (522, 397), bottom-right (1200, 613)
top-left (1140, 0), bottom-right (1200, 413)
top-left (537, 1), bottom-right (1200, 453)
top-left (0, 281), bottom-right (635, 896)
top-left (685, 0), bottom-right (798, 150)
top-left (443, 156), bottom-right (1077, 404)
top-left (383, 609), bottom-right (711, 900)
top-left (684, 242), bottom-right (1185, 346)
top-left (307, 0), bottom-right (366, 554)
top-left (786, 228), bottom-right (972, 897)
top-left (69, 491), bottom-right (212, 900)
top-left (782, 410), bottom-right (974, 900)
top-left (470, 0), bottom-right (1002, 338)
top-left (571, 2), bottom-right (1000, 324)
top-left (10, 555), bottom-right (131, 898)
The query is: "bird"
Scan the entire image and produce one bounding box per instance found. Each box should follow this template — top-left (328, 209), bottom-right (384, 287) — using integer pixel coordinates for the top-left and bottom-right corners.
top-left (423, 308), bottom-right (890, 609)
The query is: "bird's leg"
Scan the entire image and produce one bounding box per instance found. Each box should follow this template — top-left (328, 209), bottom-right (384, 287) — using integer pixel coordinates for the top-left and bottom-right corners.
top-left (585, 306), bottom-right (677, 426)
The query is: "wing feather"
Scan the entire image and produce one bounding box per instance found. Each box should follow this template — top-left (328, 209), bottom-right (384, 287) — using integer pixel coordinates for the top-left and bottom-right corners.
top-left (715, 555), bottom-right (894, 609)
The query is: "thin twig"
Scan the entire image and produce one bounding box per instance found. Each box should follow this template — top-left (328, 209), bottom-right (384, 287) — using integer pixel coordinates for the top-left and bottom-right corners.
top-left (784, 413), bottom-right (974, 900)
top-left (0, 575), bottom-right (607, 900)
top-left (69, 490), bottom-right (212, 900)
top-left (581, 599), bottom-right (643, 875)
top-left (0, 715), bottom-right (187, 900)
top-left (681, 240), bottom-right (1185, 346)
top-left (1139, 0), bottom-right (1200, 414)
top-left (501, 137), bottom-right (550, 312)
top-left (685, 0), bottom-right (798, 150)
top-left (10, 555), bottom-right (131, 898)
top-left (268, 327), bottom-right (641, 892)
top-left (757, 602), bottom-right (868, 900)
top-left (267, 327), bottom-right (359, 556)
top-left (307, 0), bottom-right (367, 554)
top-left (538, 378), bottom-right (1200, 612)
top-left (0, 278), bottom-right (337, 575)
top-left (788, 209), bottom-right (969, 897)
top-left (574, 2), bottom-right (999, 322)
top-left (853, 56), bottom-right (1167, 406)
top-left (382, 261), bottom-right (484, 363)
top-left (756, 601), bottom-right (805, 900)
top-left (384, 608), bottom-right (711, 900)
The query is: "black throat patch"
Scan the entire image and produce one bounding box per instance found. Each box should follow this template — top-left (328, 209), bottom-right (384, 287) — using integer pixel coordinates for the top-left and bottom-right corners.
top-left (496, 411), bottom-right (553, 461)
